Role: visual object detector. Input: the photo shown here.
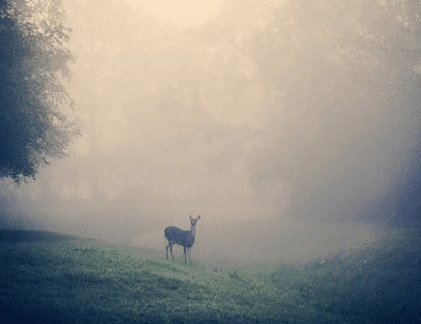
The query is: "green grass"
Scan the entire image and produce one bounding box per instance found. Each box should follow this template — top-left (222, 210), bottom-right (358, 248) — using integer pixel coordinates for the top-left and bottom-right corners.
top-left (0, 227), bottom-right (420, 323)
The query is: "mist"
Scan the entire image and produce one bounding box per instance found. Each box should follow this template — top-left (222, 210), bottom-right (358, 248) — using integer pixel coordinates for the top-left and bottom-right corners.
top-left (1, 0), bottom-right (420, 267)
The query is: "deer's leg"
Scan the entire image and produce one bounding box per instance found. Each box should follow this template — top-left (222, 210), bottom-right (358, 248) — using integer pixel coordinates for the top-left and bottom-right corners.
top-left (183, 246), bottom-right (187, 264)
top-left (166, 244), bottom-right (170, 260)
top-left (169, 244), bottom-right (175, 261)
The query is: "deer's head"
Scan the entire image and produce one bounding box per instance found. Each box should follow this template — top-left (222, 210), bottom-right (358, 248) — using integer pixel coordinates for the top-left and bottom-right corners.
top-left (189, 215), bottom-right (201, 227)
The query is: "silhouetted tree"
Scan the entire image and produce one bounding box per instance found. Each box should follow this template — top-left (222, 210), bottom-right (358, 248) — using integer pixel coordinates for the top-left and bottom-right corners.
top-left (0, 0), bottom-right (80, 183)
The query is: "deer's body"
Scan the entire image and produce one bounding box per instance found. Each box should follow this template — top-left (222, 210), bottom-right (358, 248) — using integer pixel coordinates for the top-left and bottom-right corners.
top-left (165, 215), bottom-right (201, 264)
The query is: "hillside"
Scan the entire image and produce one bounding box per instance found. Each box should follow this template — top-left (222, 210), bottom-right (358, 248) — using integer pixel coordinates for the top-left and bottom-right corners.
top-left (0, 227), bottom-right (420, 323)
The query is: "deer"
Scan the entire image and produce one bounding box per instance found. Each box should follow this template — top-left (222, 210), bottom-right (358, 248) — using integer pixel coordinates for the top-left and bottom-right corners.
top-left (165, 215), bottom-right (201, 265)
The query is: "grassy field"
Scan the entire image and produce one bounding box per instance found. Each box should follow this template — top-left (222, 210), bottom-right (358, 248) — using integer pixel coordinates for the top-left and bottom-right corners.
top-left (0, 227), bottom-right (420, 323)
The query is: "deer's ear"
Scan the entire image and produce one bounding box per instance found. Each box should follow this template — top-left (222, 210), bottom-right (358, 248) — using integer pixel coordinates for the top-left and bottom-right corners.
top-left (189, 215), bottom-right (192, 220)
top-left (197, 215), bottom-right (201, 220)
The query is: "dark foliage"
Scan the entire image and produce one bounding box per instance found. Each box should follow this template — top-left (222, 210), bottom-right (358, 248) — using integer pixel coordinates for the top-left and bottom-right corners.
top-left (0, 0), bottom-right (80, 182)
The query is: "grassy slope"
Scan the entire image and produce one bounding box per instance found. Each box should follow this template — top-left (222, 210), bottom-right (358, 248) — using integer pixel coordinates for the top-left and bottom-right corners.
top-left (0, 227), bottom-right (420, 324)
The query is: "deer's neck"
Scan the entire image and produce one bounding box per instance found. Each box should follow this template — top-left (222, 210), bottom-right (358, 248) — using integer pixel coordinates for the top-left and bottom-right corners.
top-left (190, 225), bottom-right (196, 237)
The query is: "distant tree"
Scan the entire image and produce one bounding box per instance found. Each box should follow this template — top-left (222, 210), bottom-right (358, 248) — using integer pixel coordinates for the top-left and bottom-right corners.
top-left (248, 0), bottom-right (421, 220)
top-left (0, 0), bottom-right (80, 183)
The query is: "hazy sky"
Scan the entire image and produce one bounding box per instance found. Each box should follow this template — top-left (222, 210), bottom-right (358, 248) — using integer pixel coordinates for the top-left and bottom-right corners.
top-left (1, 0), bottom-right (420, 266)
top-left (126, 0), bottom-right (222, 27)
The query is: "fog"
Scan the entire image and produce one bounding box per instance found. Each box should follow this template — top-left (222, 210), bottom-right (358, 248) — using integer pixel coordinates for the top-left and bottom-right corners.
top-left (1, 0), bottom-right (421, 266)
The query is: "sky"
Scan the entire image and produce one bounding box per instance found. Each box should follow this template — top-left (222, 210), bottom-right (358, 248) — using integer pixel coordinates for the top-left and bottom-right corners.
top-left (1, 0), bottom-right (420, 267)
top-left (126, 0), bottom-right (222, 27)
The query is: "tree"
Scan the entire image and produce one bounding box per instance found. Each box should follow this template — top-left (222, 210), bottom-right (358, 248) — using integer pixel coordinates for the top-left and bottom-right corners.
top-left (0, 0), bottom-right (80, 183)
top-left (248, 0), bottom-right (421, 221)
